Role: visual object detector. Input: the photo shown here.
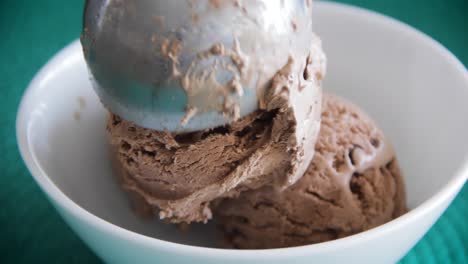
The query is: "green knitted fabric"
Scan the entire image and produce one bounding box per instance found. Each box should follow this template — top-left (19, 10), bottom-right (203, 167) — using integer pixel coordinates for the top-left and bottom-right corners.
top-left (0, 0), bottom-right (466, 263)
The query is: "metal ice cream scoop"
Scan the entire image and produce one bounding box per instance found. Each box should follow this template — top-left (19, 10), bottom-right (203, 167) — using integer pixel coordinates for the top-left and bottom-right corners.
top-left (82, 0), bottom-right (313, 132)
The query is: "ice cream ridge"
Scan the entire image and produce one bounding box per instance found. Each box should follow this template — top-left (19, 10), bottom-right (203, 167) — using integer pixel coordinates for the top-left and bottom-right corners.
top-left (108, 36), bottom-right (326, 223)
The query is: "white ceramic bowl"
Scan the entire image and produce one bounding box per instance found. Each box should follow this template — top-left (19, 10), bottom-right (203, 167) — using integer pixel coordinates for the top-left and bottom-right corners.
top-left (17, 2), bottom-right (468, 264)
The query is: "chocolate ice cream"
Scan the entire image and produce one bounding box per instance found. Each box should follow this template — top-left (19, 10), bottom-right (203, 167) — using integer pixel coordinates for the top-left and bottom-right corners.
top-left (107, 38), bottom-right (326, 223)
top-left (214, 94), bottom-right (407, 249)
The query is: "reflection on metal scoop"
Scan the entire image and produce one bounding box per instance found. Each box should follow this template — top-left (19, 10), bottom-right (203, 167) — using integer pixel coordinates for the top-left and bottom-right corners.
top-left (82, 0), bottom-right (313, 132)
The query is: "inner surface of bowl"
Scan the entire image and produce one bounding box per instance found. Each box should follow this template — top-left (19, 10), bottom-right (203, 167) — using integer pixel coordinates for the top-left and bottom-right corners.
top-left (26, 49), bottom-right (220, 247)
top-left (25, 3), bottom-right (468, 248)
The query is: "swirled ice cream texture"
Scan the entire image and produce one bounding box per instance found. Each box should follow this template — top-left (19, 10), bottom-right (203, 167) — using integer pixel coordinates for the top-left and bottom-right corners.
top-left (107, 38), bottom-right (326, 223)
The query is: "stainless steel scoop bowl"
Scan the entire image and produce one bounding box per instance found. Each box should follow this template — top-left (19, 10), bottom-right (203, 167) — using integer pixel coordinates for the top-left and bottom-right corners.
top-left (81, 0), bottom-right (313, 132)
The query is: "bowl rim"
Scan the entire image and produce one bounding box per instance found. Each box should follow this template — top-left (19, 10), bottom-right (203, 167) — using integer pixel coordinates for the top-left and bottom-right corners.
top-left (16, 1), bottom-right (468, 259)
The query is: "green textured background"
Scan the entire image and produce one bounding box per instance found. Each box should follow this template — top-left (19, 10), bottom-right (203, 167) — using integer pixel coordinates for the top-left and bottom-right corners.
top-left (1, 0), bottom-right (467, 263)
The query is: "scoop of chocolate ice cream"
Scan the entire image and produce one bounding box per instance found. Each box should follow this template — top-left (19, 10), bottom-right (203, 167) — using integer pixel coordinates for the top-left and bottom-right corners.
top-left (107, 38), bottom-right (326, 223)
top-left (214, 94), bottom-right (407, 249)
